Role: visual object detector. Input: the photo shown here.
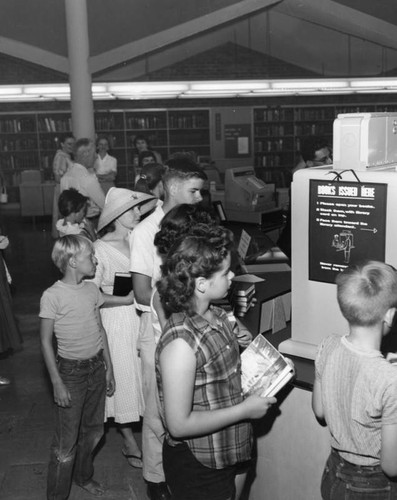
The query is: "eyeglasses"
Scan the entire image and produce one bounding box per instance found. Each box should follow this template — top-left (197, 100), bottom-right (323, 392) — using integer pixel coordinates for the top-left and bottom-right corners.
top-left (313, 155), bottom-right (332, 166)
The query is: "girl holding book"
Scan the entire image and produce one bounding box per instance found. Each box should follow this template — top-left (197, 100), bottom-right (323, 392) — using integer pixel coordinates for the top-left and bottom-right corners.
top-left (155, 230), bottom-right (276, 500)
top-left (90, 187), bottom-right (156, 467)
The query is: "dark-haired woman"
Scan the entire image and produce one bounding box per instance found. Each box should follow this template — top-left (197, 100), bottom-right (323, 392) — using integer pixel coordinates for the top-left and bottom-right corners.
top-left (134, 162), bottom-right (165, 203)
top-left (132, 135), bottom-right (163, 170)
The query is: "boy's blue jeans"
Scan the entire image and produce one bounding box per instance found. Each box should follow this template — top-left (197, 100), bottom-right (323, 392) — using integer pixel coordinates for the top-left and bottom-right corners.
top-left (321, 448), bottom-right (397, 500)
top-left (47, 351), bottom-right (106, 500)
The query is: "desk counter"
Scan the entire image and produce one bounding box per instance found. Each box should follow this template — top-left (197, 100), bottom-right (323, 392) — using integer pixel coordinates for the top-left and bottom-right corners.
top-left (240, 271), bottom-right (328, 500)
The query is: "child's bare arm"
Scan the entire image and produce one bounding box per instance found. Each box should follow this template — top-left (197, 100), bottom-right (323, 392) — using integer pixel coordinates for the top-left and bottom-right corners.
top-left (132, 272), bottom-right (152, 307)
top-left (312, 377), bottom-right (325, 421)
top-left (40, 318), bottom-right (71, 407)
top-left (160, 339), bottom-right (276, 439)
top-left (100, 290), bottom-right (134, 308)
top-left (96, 308), bottom-right (115, 397)
top-left (153, 289), bottom-right (167, 331)
top-left (234, 318), bottom-right (252, 348)
top-left (381, 424), bottom-right (397, 477)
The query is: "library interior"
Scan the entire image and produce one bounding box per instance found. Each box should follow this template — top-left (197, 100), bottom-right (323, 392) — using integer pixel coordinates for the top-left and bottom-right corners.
top-left (1, 1), bottom-right (397, 499)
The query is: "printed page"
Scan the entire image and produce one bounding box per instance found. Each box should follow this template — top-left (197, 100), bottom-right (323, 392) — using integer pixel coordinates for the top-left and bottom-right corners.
top-left (241, 334), bottom-right (294, 397)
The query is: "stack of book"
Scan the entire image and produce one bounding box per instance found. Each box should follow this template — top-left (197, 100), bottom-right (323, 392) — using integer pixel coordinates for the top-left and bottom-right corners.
top-left (228, 281), bottom-right (256, 317)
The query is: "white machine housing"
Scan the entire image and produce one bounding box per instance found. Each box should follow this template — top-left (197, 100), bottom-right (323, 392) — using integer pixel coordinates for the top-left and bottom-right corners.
top-left (280, 112), bottom-right (397, 360)
top-left (333, 112), bottom-right (397, 170)
top-left (224, 166), bottom-right (276, 223)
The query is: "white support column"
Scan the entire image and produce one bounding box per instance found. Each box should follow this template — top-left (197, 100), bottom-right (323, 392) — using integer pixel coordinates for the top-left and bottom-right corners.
top-left (64, 0), bottom-right (95, 140)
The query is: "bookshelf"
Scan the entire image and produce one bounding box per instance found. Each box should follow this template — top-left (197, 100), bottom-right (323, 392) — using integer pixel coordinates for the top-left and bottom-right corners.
top-left (0, 114), bottom-right (40, 190)
top-left (168, 109), bottom-right (210, 157)
top-left (0, 109), bottom-right (211, 195)
top-left (38, 112), bottom-right (72, 176)
top-left (3, 102), bottom-right (397, 199)
top-left (253, 103), bottom-right (397, 188)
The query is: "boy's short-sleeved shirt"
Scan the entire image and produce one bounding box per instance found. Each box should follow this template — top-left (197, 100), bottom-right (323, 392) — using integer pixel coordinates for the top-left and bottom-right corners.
top-left (155, 305), bottom-right (252, 470)
top-left (129, 204), bottom-right (164, 311)
top-left (315, 334), bottom-right (397, 466)
top-left (40, 280), bottom-right (104, 360)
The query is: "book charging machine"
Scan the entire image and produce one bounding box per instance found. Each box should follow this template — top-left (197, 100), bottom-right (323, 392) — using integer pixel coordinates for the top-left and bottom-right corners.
top-left (224, 166), bottom-right (281, 226)
top-left (279, 112), bottom-right (397, 360)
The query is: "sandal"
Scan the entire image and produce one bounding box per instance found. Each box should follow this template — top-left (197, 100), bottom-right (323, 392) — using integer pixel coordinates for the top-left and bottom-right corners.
top-left (77, 479), bottom-right (105, 497)
top-left (122, 448), bottom-right (143, 469)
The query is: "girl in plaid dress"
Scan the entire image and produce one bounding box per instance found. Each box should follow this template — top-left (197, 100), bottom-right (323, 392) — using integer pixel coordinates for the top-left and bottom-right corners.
top-left (155, 229), bottom-right (276, 500)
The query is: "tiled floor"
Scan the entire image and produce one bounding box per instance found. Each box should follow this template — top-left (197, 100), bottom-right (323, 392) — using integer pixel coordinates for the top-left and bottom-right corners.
top-left (0, 208), bottom-right (148, 500)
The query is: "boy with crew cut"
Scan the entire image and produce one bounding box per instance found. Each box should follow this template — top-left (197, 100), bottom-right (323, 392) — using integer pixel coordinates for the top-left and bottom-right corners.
top-left (312, 260), bottom-right (397, 499)
top-left (40, 235), bottom-right (115, 500)
top-left (129, 157), bottom-right (207, 500)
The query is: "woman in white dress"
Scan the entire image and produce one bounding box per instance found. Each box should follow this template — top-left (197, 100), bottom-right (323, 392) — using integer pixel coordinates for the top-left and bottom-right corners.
top-left (92, 187), bottom-right (157, 467)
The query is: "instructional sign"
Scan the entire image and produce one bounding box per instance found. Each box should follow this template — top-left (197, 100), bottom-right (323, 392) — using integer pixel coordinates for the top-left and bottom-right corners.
top-left (309, 180), bottom-right (387, 283)
top-left (224, 124), bottom-right (251, 158)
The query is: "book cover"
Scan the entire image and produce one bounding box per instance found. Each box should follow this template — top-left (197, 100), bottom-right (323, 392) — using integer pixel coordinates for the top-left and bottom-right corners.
top-left (241, 334), bottom-right (294, 398)
top-left (113, 272), bottom-right (132, 296)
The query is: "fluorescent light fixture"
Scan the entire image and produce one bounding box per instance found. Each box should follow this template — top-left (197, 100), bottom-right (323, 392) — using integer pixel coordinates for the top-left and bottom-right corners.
top-left (92, 84), bottom-right (107, 93)
top-left (272, 80), bottom-right (348, 90)
top-left (127, 93), bottom-right (180, 100)
top-left (184, 90), bottom-right (250, 95)
top-left (180, 93), bottom-right (240, 99)
top-left (190, 82), bottom-right (268, 91)
top-left (24, 85), bottom-right (71, 95)
top-left (0, 87), bottom-right (22, 95)
top-left (108, 83), bottom-right (188, 93)
top-left (251, 88), bottom-right (295, 94)
top-left (1, 78), bottom-right (397, 102)
top-left (349, 79), bottom-right (397, 88)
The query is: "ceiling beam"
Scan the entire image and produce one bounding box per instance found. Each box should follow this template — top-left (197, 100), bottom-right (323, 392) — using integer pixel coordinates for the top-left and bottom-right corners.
top-left (0, 36), bottom-right (68, 73)
top-left (90, 0), bottom-right (282, 74)
top-left (275, 0), bottom-right (397, 51)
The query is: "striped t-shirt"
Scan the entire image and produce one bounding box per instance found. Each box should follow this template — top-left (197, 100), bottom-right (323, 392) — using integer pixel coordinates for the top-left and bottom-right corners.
top-left (315, 334), bottom-right (397, 466)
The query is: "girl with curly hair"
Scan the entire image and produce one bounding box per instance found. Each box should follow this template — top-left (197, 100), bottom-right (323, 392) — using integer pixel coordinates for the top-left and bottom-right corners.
top-left (155, 231), bottom-right (276, 500)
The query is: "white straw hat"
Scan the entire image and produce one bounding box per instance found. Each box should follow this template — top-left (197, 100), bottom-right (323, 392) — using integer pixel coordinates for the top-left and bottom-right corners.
top-left (97, 187), bottom-right (157, 232)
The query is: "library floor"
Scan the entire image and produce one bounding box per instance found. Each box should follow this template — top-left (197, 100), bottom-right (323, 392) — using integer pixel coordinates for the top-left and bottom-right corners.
top-left (0, 207), bottom-right (148, 500)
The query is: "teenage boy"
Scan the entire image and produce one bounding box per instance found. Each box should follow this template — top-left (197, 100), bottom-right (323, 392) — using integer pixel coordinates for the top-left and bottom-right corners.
top-left (312, 260), bottom-right (397, 499)
top-left (130, 157), bottom-right (207, 500)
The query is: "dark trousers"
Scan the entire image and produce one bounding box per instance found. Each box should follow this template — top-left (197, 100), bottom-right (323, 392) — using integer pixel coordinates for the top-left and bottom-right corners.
top-left (321, 448), bottom-right (397, 500)
top-left (47, 351), bottom-right (106, 500)
top-left (163, 440), bottom-right (237, 500)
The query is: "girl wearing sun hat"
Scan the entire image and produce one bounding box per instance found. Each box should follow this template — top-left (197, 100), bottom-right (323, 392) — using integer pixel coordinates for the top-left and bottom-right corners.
top-left (90, 187), bottom-right (156, 468)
